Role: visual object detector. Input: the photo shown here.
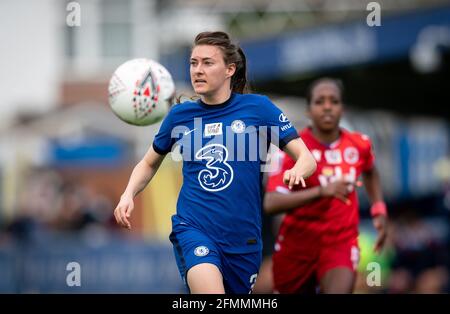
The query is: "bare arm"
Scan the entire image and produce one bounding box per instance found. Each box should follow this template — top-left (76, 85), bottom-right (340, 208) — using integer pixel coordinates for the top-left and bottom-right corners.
top-left (122, 146), bottom-right (166, 198)
top-left (362, 166), bottom-right (388, 253)
top-left (263, 137), bottom-right (318, 215)
top-left (362, 167), bottom-right (383, 203)
top-left (264, 188), bottom-right (322, 215)
top-left (114, 146), bottom-right (166, 229)
top-left (264, 178), bottom-right (356, 215)
top-left (281, 138), bottom-right (317, 189)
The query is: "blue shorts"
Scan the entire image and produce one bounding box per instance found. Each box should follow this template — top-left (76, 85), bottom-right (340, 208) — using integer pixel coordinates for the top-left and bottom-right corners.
top-left (169, 222), bottom-right (262, 294)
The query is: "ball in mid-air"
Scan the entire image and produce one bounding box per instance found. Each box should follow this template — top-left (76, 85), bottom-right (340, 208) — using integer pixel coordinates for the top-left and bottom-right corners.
top-left (108, 58), bottom-right (175, 126)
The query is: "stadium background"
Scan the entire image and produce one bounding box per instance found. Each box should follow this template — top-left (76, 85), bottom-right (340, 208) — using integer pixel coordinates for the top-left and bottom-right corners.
top-left (0, 0), bottom-right (449, 293)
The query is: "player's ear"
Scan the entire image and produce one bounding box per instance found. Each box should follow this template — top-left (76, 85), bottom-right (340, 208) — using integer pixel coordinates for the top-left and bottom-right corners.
top-left (226, 63), bottom-right (236, 78)
top-left (338, 101), bottom-right (345, 116)
top-left (306, 104), bottom-right (312, 119)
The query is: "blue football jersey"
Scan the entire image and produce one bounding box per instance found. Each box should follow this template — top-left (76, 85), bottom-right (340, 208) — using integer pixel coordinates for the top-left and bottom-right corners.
top-left (153, 93), bottom-right (298, 253)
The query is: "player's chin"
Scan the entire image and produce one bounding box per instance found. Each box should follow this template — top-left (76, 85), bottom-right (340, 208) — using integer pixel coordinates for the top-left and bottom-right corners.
top-left (192, 83), bottom-right (208, 95)
top-left (193, 85), bottom-right (208, 95)
top-left (318, 121), bottom-right (338, 131)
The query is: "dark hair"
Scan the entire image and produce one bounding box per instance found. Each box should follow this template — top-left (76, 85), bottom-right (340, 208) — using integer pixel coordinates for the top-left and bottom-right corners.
top-left (193, 31), bottom-right (251, 94)
top-left (306, 77), bottom-right (344, 105)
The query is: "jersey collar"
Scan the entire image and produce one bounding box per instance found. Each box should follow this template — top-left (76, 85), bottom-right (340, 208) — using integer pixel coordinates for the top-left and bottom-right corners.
top-left (305, 126), bottom-right (345, 149)
top-left (198, 93), bottom-right (236, 110)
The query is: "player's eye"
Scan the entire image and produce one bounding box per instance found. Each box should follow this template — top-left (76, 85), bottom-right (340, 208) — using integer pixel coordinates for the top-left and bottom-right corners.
top-left (190, 60), bottom-right (197, 66)
top-left (314, 99), bottom-right (324, 105)
top-left (331, 98), bottom-right (341, 105)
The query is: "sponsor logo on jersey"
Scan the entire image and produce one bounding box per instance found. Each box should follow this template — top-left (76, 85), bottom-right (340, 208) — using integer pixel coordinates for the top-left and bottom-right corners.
top-left (194, 246), bottom-right (209, 257)
top-left (231, 120), bottom-right (246, 133)
top-left (183, 128), bottom-right (196, 136)
top-left (324, 149), bottom-right (342, 164)
top-left (279, 113), bottom-right (289, 123)
top-left (312, 149), bottom-right (322, 162)
top-left (280, 123), bottom-right (292, 131)
top-left (322, 166), bottom-right (334, 177)
top-left (344, 147), bottom-right (359, 164)
top-left (196, 144), bottom-right (234, 192)
top-left (204, 122), bottom-right (223, 137)
top-left (319, 166), bottom-right (357, 188)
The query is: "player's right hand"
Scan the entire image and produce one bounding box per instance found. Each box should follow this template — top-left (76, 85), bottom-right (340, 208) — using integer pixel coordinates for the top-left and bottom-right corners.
top-left (283, 168), bottom-right (307, 190)
top-left (114, 194), bottom-right (134, 230)
top-left (320, 180), bottom-right (361, 205)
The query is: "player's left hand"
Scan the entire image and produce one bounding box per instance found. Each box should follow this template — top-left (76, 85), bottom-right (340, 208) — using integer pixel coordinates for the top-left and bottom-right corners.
top-left (283, 168), bottom-right (306, 190)
top-left (372, 214), bottom-right (388, 253)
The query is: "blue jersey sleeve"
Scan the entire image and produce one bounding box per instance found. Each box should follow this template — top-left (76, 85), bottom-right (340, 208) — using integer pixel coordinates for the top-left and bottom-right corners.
top-left (259, 96), bottom-right (299, 149)
top-left (152, 108), bottom-right (176, 155)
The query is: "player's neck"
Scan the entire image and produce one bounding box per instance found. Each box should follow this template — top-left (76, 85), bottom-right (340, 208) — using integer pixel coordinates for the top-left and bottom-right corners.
top-left (311, 126), bottom-right (341, 145)
top-left (201, 88), bottom-right (232, 105)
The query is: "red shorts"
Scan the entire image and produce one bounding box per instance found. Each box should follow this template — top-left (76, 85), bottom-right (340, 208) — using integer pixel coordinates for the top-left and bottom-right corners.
top-left (272, 235), bottom-right (360, 294)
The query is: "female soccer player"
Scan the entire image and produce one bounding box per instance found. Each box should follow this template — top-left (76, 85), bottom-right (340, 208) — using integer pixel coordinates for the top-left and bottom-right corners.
top-left (114, 31), bottom-right (317, 294)
top-left (264, 78), bottom-right (388, 294)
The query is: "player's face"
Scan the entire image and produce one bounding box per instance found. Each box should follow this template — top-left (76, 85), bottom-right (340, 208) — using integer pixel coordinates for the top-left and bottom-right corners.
top-left (190, 45), bottom-right (236, 97)
top-left (308, 82), bottom-right (343, 132)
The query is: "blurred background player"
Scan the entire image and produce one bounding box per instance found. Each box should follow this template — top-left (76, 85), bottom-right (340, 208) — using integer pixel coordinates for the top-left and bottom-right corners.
top-left (264, 78), bottom-right (388, 294)
top-left (114, 31), bottom-right (316, 294)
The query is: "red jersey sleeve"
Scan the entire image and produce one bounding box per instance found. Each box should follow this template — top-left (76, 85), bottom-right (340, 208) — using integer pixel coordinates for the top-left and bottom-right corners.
top-left (358, 133), bottom-right (375, 172)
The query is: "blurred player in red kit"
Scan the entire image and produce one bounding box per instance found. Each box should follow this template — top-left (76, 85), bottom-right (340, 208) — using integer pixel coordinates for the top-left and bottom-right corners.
top-left (264, 78), bottom-right (388, 293)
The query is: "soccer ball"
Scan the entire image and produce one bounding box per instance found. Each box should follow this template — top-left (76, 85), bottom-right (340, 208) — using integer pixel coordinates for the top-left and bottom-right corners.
top-left (108, 58), bottom-right (175, 126)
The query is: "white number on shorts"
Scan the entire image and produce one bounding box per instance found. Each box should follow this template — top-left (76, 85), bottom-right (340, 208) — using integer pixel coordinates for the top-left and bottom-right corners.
top-left (249, 273), bottom-right (258, 293)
